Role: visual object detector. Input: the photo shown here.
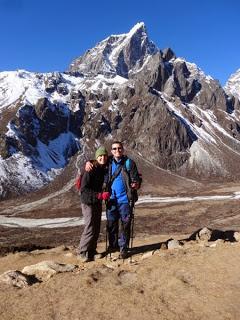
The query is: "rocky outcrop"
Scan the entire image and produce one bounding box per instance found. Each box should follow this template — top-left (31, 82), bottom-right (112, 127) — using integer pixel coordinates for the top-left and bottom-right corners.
top-left (193, 80), bottom-right (228, 111)
top-left (44, 72), bottom-right (65, 93)
top-left (34, 98), bottom-right (69, 142)
top-left (0, 134), bottom-right (22, 159)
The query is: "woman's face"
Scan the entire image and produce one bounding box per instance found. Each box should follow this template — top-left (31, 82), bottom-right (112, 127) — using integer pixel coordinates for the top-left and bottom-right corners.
top-left (97, 154), bottom-right (108, 165)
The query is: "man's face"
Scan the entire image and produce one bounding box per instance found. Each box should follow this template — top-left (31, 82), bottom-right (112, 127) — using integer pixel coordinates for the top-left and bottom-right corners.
top-left (111, 143), bottom-right (123, 159)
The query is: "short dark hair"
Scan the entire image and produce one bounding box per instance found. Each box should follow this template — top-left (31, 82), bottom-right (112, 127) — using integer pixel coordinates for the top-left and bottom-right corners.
top-left (111, 141), bottom-right (123, 148)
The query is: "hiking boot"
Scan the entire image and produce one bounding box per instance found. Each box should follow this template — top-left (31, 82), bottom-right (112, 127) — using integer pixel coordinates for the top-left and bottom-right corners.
top-left (77, 251), bottom-right (91, 263)
top-left (119, 249), bottom-right (128, 259)
top-left (90, 250), bottom-right (104, 260)
top-left (107, 246), bottom-right (119, 254)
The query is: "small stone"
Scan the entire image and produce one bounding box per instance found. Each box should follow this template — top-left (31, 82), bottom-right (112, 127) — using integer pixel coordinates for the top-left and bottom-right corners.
top-left (141, 251), bottom-right (154, 260)
top-left (102, 264), bottom-right (115, 270)
top-left (160, 243), bottom-right (168, 250)
top-left (234, 232), bottom-right (240, 242)
top-left (128, 259), bottom-right (138, 265)
top-left (209, 243), bottom-right (217, 248)
top-left (167, 239), bottom-right (181, 250)
top-left (65, 252), bottom-right (74, 257)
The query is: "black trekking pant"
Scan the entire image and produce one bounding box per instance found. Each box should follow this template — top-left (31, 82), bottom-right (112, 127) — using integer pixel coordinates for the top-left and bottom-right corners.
top-left (106, 201), bottom-right (132, 251)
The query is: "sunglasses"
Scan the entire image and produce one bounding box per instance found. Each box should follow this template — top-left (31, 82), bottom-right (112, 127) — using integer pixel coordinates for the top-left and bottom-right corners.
top-left (112, 147), bottom-right (122, 151)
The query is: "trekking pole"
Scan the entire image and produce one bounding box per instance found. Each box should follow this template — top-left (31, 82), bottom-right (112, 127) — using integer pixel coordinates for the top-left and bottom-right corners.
top-left (105, 219), bottom-right (108, 259)
top-left (105, 202), bottom-right (108, 259)
top-left (130, 204), bottom-right (135, 263)
top-left (105, 201), bottom-right (111, 259)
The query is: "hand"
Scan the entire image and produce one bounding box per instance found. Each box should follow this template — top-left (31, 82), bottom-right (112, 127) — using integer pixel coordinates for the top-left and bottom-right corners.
top-left (131, 182), bottom-right (140, 190)
top-left (85, 161), bottom-right (93, 172)
top-left (96, 193), bottom-right (103, 200)
top-left (101, 192), bottom-right (110, 200)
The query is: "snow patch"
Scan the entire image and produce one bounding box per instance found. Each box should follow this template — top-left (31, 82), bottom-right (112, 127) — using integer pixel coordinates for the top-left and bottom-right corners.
top-left (189, 141), bottom-right (227, 175)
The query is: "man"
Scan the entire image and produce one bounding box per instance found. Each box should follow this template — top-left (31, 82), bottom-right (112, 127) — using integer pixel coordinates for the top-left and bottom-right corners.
top-left (85, 141), bottom-right (141, 259)
top-left (104, 141), bottom-right (141, 258)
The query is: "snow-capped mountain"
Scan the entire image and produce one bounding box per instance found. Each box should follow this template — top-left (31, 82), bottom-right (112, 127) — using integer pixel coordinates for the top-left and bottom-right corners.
top-left (0, 22), bottom-right (240, 199)
top-left (69, 22), bottom-right (157, 78)
top-left (224, 69), bottom-right (240, 100)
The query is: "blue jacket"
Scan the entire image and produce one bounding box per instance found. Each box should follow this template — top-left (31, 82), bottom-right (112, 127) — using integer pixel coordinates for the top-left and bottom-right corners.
top-left (111, 159), bottom-right (128, 203)
top-left (105, 156), bottom-right (141, 204)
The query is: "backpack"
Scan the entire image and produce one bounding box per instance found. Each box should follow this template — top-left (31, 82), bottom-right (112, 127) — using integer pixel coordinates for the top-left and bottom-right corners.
top-left (75, 174), bottom-right (82, 191)
top-left (74, 159), bottom-right (96, 191)
top-left (123, 158), bottom-right (142, 190)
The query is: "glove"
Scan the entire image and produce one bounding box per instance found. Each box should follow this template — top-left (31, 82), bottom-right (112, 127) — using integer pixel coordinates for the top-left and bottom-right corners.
top-left (101, 192), bottom-right (110, 200)
top-left (131, 182), bottom-right (140, 190)
top-left (96, 193), bottom-right (103, 200)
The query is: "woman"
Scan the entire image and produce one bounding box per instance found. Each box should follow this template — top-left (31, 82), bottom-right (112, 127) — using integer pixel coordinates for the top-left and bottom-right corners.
top-left (78, 146), bottom-right (110, 262)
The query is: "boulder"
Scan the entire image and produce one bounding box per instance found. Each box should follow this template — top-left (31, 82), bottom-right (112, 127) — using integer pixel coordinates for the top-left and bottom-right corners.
top-left (196, 227), bottom-right (212, 242)
top-left (233, 232), bottom-right (240, 242)
top-left (22, 260), bottom-right (77, 281)
top-left (167, 239), bottom-right (182, 250)
top-left (0, 270), bottom-right (39, 288)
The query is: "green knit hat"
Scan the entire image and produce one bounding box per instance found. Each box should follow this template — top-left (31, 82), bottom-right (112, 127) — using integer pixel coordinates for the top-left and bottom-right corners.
top-left (95, 146), bottom-right (108, 159)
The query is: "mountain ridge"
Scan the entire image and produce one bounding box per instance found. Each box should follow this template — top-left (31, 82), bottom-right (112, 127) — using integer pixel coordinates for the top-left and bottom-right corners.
top-left (0, 22), bottom-right (240, 199)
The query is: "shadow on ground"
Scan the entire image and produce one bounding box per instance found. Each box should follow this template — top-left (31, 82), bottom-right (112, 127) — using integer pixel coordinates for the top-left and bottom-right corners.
top-left (129, 228), bottom-right (237, 256)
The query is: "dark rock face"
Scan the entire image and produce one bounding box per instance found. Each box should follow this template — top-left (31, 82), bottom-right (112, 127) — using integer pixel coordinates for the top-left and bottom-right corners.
top-left (0, 125), bottom-right (32, 159)
top-left (108, 94), bottom-right (196, 170)
top-left (34, 98), bottom-right (69, 143)
top-left (1, 97), bottom-right (81, 163)
top-left (162, 48), bottom-right (176, 61)
top-left (193, 80), bottom-right (228, 111)
top-left (0, 134), bottom-right (11, 159)
top-left (137, 52), bottom-right (173, 93)
top-left (18, 105), bottom-right (39, 146)
top-left (171, 61), bottom-right (201, 102)
top-left (75, 75), bottom-right (197, 171)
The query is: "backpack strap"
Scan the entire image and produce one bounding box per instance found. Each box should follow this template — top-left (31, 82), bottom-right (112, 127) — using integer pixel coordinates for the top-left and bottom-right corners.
top-left (109, 163), bottom-right (124, 186)
top-left (109, 157), bottom-right (132, 184)
top-left (124, 158), bottom-right (132, 172)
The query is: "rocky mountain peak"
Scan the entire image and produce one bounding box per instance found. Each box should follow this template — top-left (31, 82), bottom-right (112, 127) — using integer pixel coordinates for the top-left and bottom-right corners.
top-left (224, 69), bottom-right (240, 100)
top-left (162, 47), bottom-right (176, 61)
top-left (68, 22), bottom-right (158, 78)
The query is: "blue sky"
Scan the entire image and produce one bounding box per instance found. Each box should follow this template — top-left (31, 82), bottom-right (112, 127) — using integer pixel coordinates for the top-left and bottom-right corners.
top-left (0, 0), bottom-right (239, 85)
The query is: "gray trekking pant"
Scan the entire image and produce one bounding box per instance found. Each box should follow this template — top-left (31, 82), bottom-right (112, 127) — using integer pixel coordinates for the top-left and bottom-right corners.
top-left (79, 202), bottom-right (102, 254)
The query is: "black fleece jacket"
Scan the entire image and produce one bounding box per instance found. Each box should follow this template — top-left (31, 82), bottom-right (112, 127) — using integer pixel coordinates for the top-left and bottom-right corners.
top-left (80, 164), bottom-right (107, 205)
